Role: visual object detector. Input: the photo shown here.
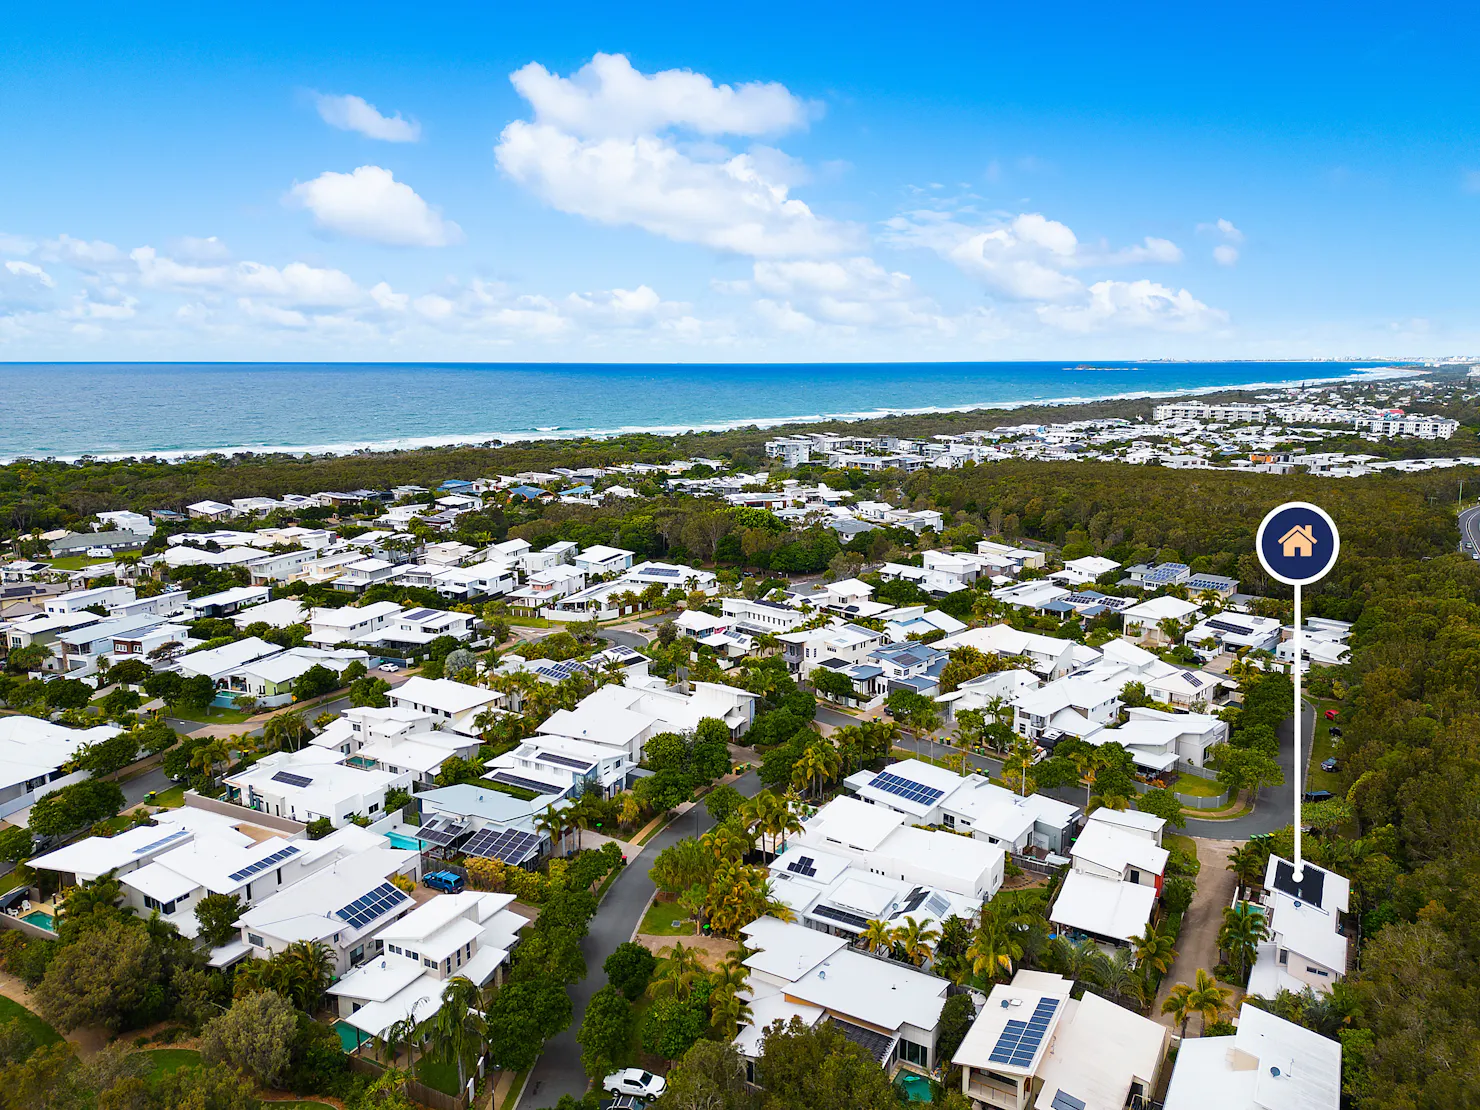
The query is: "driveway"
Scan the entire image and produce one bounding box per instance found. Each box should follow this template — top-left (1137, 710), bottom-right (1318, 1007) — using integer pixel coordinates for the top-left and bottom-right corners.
top-left (1153, 837), bottom-right (1238, 1033)
top-left (517, 770), bottom-right (762, 1109)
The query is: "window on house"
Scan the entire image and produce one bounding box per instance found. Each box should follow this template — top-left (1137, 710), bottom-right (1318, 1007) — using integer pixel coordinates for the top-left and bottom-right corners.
top-left (248, 933), bottom-right (265, 947)
top-left (898, 1040), bottom-right (928, 1067)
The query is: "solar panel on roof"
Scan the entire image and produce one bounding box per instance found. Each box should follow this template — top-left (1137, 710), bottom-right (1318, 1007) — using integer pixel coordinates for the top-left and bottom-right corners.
top-left (786, 855), bottom-right (817, 878)
top-left (414, 818), bottom-right (468, 847)
top-left (1051, 1092), bottom-right (1087, 1110)
top-left (463, 827), bottom-right (542, 864)
top-left (870, 771), bottom-right (945, 807)
top-left (540, 752), bottom-right (595, 772)
top-left (227, 844), bottom-right (301, 883)
top-left (810, 903), bottom-right (870, 930)
top-left (924, 892), bottom-right (951, 918)
top-left (132, 829), bottom-right (191, 855)
top-left (271, 771), bottom-right (313, 788)
top-left (333, 881), bottom-right (408, 929)
top-left (989, 997), bottom-right (1058, 1066)
top-left (1207, 618), bottom-right (1253, 635)
top-left (488, 772), bottom-right (563, 795)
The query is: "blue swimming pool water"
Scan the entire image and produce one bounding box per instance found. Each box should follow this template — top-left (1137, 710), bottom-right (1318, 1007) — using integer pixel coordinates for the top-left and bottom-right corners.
top-left (334, 1020), bottom-right (366, 1053)
top-left (384, 831), bottom-right (425, 850)
top-left (19, 911), bottom-right (55, 933)
top-left (895, 1072), bottom-right (933, 1102)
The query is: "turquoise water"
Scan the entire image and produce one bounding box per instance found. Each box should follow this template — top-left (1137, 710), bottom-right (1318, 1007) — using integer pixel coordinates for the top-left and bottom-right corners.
top-left (19, 911), bottom-right (55, 932)
top-left (334, 1020), bottom-right (366, 1053)
top-left (0, 360), bottom-right (1408, 459)
top-left (895, 1072), bottom-right (933, 1102)
top-left (385, 831), bottom-right (425, 850)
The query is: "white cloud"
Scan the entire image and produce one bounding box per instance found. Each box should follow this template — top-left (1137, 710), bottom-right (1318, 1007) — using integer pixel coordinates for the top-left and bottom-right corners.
top-left (745, 257), bottom-right (949, 331)
top-left (496, 54), bottom-right (855, 258)
top-left (370, 282), bottom-right (409, 312)
top-left (288, 166), bottom-right (463, 247)
top-left (509, 52), bottom-right (812, 140)
top-left (1215, 218), bottom-right (1244, 242)
top-left (1198, 218), bottom-right (1244, 265)
top-left (0, 233), bottom-right (36, 255)
top-left (132, 247), bottom-right (363, 307)
top-left (41, 234), bottom-right (124, 266)
top-left (237, 298), bottom-right (310, 328)
top-left (1213, 244), bottom-right (1240, 266)
top-left (314, 93), bottom-right (421, 142)
top-left (4, 261), bottom-right (54, 288)
top-left (174, 236), bottom-right (231, 261)
top-left (1037, 279), bottom-right (1226, 333)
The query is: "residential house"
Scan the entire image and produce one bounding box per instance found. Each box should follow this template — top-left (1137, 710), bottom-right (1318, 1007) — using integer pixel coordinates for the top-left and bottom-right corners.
top-left (236, 839), bottom-right (421, 974)
top-left (307, 601), bottom-right (405, 647)
top-left (95, 510), bottom-right (151, 534)
top-left (720, 596), bottom-right (807, 635)
top-left (733, 916), bottom-right (951, 1076)
top-left (187, 500), bottom-right (238, 521)
top-left (779, 620), bottom-right (885, 678)
top-left (225, 747), bottom-right (411, 828)
top-left (0, 716), bottom-right (119, 820)
top-left (183, 585), bottom-right (272, 620)
top-left (44, 585), bottom-right (136, 615)
top-left (935, 625), bottom-right (1101, 680)
top-left (387, 676), bottom-right (504, 738)
top-left (231, 598), bottom-right (309, 631)
top-left (1120, 596), bottom-right (1202, 644)
top-left (224, 646), bottom-right (371, 707)
top-left (1013, 677), bottom-right (1123, 741)
top-left (1248, 856), bottom-right (1349, 999)
top-left (573, 545), bottom-right (635, 577)
top-left (176, 636), bottom-right (281, 685)
top-left (330, 891), bottom-right (528, 1048)
top-left (1092, 708), bottom-right (1228, 774)
top-left (1163, 1004), bottom-right (1340, 1110)
top-left (1048, 556), bottom-right (1123, 586)
top-left (48, 530), bottom-right (148, 556)
top-left (1049, 814), bottom-right (1168, 947)
top-left (953, 970), bottom-right (1167, 1110)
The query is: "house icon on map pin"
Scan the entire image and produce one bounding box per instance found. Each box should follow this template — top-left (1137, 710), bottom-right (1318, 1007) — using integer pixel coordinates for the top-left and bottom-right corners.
top-left (1279, 524), bottom-right (1317, 558)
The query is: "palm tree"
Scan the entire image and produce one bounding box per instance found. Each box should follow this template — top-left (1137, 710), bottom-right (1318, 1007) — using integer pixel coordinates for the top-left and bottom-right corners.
top-left (1093, 948), bottom-right (1147, 1011)
top-left (1003, 733), bottom-right (1040, 797)
top-left (1226, 843), bottom-right (1267, 901)
top-left (1132, 923), bottom-right (1177, 976)
top-left (1187, 968), bottom-right (1234, 1033)
top-left (1071, 748), bottom-right (1100, 805)
top-left (534, 805), bottom-right (567, 857)
top-left (861, 918), bottom-right (895, 955)
top-left (282, 939), bottom-right (335, 1013)
top-left (1086, 789), bottom-right (1130, 814)
top-left (262, 709), bottom-right (308, 752)
top-left (894, 915), bottom-right (941, 967)
top-left (648, 941), bottom-right (705, 1002)
top-left (708, 957), bottom-right (752, 1040)
top-left (1047, 936), bottom-right (1104, 984)
top-left (1218, 905), bottom-right (1270, 983)
top-left (189, 737), bottom-right (230, 783)
top-left (1161, 980), bottom-right (1197, 1040)
top-left (427, 976), bottom-right (484, 1096)
top-left (967, 912), bottom-right (1022, 982)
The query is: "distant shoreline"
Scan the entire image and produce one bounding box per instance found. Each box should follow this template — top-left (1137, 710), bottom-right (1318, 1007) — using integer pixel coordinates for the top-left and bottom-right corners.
top-left (0, 363), bottom-right (1427, 465)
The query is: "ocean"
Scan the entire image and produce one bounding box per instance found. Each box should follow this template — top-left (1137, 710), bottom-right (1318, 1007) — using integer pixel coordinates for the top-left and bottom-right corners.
top-left (0, 360), bottom-right (1419, 460)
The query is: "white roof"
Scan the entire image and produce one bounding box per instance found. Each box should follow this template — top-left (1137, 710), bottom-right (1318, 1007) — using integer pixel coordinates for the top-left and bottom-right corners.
top-left (239, 845), bottom-right (416, 943)
top-left (1086, 807), bottom-right (1166, 839)
top-left (784, 947), bottom-right (948, 1033)
top-left (177, 636), bottom-right (280, 679)
top-left (953, 970), bottom-right (1074, 1073)
top-left (1049, 871), bottom-right (1157, 943)
top-left (577, 544), bottom-right (633, 562)
top-left (1266, 892), bottom-right (1347, 972)
top-left (1163, 1004), bottom-right (1340, 1110)
top-left (1071, 823), bottom-right (1169, 875)
top-left (740, 916), bottom-right (848, 982)
top-left (1121, 596), bottom-right (1201, 622)
top-left (1032, 990), bottom-right (1168, 1110)
top-left (733, 992), bottom-right (823, 1059)
top-left (232, 598), bottom-right (308, 629)
top-left (392, 676), bottom-right (499, 716)
top-left (538, 705), bottom-right (650, 748)
top-left (312, 601), bottom-right (404, 628)
top-left (30, 821), bottom-right (201, 881)
top-left (802, 796), bottom-right (906, 853)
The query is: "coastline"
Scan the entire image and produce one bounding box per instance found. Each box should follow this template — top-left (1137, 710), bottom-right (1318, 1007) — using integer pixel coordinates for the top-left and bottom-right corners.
top-left (0, 364), bottom-right (1426, 465)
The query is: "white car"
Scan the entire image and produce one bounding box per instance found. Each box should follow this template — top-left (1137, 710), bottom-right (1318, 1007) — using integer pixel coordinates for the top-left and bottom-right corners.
top-left (603, 1069), bottom-right (666, 1100)
top-left (379, 662), bottom-right (401, 673)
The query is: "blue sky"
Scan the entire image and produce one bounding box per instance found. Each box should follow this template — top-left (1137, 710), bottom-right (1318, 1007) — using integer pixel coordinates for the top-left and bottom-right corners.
top-left (3, 2), bottom-right (1479, 361)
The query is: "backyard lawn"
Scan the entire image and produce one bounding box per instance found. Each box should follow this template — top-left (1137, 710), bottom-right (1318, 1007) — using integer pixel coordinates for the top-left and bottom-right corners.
top-left (0, 995), bottom-right (60, 1047)
top-left (1163, 833), bottom-right (1201, 873)
top-left (46, 552), bottom-right (139, 570)
top-left (639, 899), bottom-right (695, 937)
top-left (1170, 772), bottom-right (1225, 798)
top-left (417, 1052), bottom-right (475, 1096)
top-left (165, 704), bottom-right (255, 725)
top-left (138, 1048), bottom-right (202, 1076)
top-left (145, 784), bottom-right (186, 808)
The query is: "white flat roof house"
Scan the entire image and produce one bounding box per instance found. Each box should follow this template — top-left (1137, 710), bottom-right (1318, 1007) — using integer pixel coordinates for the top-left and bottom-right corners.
top-left (0, 717), bottom-right (119, 821)
top-left (30, 808), bottom-right (253, 886)
top-left (1049, 556), bottom-right (1122, 586)
top-left (231, 598), bottom-right (309, 630)
top-left (1248, 856), bottom-right (1350, 999)
top-left (45, 584), bottom-right (136, 615)
top-left (182, 585), bottom-right (272, 620)
top-left (387, 676), bottom-right (505, 738)
top-left (573, 544), bottom-right (635, 576)
top-left (935, 624), bottom-right (1101, 680)
top-left (954, 970), bottom-right (1167, 1110)
top-left (1163, 1003), bottom-right (1339, 1110)
top-left (1094, 708), bottom-right (1228, 773)
top-left (237, 840), bottom-right (421, 974)
top-left (1013, 677), bottom-right (1122, 741)
top-left (176, 636), bottom-right (281, 683)
top-left (734, 916), bottom-right (950, 1073)
top-left (308, 601), bottom-right (405, 647)
top-left (330, 891), bottom-right (528, 1045)
top-left (225, 747), bottom-right (411, 828)
top-left (1121, 596), bottom-right (1202, 644)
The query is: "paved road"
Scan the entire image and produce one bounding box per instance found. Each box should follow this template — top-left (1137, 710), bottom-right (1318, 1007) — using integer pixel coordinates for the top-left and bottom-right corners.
top-left (123, 765), bottom-right (172, 807)
top-left (518, 770), bottom-right (761, 1109)
top-left (597, 625), bottom-right (652, 652)
top-left (816, 702), bottom-right (1305, 840)
top-left (1460, 505), bottom-right (1480, 555)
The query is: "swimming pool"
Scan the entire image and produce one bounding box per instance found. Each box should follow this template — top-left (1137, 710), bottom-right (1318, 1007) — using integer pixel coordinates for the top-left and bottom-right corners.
top-left (334, 1020), bottom-right (367, 1053)
top-left (20, 910), bottom-right (55, 933)
top-left (894, 1072), bottom-right (933, 1102)
top-left (384, 831), bottom-right (425, 851)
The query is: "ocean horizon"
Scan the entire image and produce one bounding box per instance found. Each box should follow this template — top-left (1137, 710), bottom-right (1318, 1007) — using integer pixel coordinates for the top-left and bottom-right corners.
top-left (0, 360), bottom-right (1422, 462)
